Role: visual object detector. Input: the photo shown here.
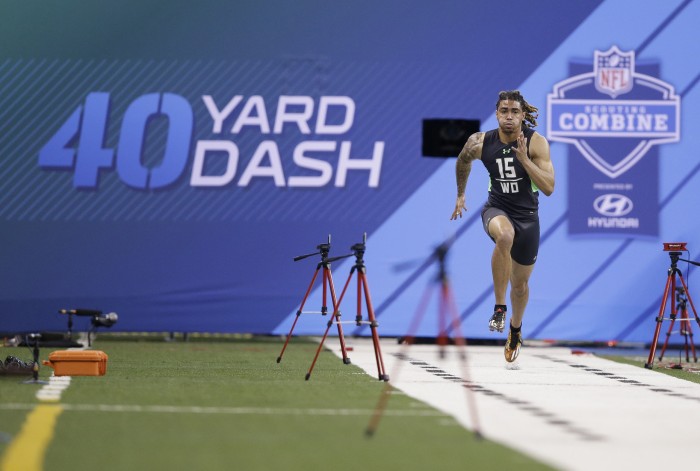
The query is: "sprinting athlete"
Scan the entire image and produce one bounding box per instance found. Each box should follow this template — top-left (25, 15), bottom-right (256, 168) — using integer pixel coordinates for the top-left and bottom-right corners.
top-left (450, 90), bottom-right (555, 362)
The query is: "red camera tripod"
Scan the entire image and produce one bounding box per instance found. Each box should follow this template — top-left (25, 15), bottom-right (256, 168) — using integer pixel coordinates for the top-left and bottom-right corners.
top-left (276, 235), bottom-right (351, 367)
top-left (306, 233), bottom-right (388, 381)
top-left (366, 239), bottom-right (481, 439)
top-left (645, 243), bottom-right (700, 369)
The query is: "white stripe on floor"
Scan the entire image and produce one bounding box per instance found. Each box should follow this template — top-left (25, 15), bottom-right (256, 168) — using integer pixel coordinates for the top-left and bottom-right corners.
top-left (333, 339), bottom-right (700, 471)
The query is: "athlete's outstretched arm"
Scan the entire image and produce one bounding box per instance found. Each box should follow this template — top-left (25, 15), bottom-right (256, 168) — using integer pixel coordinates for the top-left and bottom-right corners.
top-left (514, 132), bottom-right (555, 196)
top-left (451, 132), bottom-right (484, 219)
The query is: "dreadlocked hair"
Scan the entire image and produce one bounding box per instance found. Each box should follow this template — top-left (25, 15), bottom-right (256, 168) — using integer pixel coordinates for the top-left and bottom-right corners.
top-left (496, 90), bottom-right (539, 129)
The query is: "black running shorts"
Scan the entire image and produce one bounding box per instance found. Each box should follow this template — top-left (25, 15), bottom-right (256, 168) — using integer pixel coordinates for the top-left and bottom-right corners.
top-left (480, 204), bottom-right (540, 266)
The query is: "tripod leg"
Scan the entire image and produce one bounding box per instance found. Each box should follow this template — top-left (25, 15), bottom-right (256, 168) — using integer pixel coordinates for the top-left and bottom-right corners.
top-left (305, 266), bottom-right (350, 380)
top-left (658, 316), bottom-right (676, 362)
top-left (365, 378), bottom-right (394, 437)
top-left (677, 273), bottom-right (700, 328)
top-left (443, 280), bottom-right (466, 349)
top-left (443, 278), bottom-right (482, 439)
top-left (335, 267), bottom-right (355, 313)
top-left (305, 311), bottom-right (337, 380)
top-left (676, 274), bottom-right (699, 362)
top-left (327, 267), bottom-right (350, 364)
top-left (366, 283), bottom-right (435, 436)
top-left (646, 273), bottom-right (674, 369)
top-left (359, 272), bottom-right (388, 381)
top-left (679, 310), bottom-right (694, 362)
top-left (660, 274), bottom-right (680, 362)
top-left (32, 341), bottom-right (40, 382)
top-left (437, 280), bottom-right (450, 358)
top-left (277, 266), bottom-right (321, 363)
top-left (683, 317), bottom-right (690, 362)
top-left (688, 326), bottom-right (697, 362)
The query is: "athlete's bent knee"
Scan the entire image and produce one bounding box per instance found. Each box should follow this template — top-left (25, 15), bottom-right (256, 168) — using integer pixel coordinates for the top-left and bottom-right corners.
top-left (493, 226), bottom-right (514, 248)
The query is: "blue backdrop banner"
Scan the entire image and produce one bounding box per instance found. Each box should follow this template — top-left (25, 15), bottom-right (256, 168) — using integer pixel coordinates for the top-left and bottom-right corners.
top-left (1, 0), bottom-right (698, 346)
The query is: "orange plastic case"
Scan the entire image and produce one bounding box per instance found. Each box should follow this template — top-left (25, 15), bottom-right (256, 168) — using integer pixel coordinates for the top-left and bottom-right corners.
top-left (43, 350), bottom-right (108, 376)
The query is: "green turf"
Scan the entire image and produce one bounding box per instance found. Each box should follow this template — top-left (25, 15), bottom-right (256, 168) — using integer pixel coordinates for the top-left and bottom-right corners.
top-left (2, 336), bottom-right (554, 471)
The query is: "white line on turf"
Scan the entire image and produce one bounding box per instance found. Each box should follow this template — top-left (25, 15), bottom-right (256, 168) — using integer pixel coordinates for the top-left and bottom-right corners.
top-left (35, 375), bottom-right (71, 402)
top-left (0, 403), bottom-right (448, 417)
top-left (34, 333), bottom-right (88, 402)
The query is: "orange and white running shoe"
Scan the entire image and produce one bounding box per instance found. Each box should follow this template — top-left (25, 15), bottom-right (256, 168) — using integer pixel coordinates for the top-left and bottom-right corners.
top-left (504, 329), bottom-right (522, 363)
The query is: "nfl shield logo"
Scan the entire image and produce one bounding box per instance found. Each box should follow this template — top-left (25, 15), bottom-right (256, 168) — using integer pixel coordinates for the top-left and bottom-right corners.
top-left (594, 46), bottom-right (634, 98)
top-left (547, 45), bottom-right (681, 236)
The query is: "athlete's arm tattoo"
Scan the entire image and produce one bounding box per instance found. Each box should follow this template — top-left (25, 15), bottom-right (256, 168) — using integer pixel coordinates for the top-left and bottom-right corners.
top-left (456, 132), bottom-right (483, 197)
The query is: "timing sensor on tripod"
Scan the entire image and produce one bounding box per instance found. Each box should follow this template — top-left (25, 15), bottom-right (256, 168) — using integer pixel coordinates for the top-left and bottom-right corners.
top-left (59, 308), bottom-right (119, 327)
top-left (91, 312), bottom-right (118, 328)
top-left (293, 234), bottom-right (332, 262)
top-left (662, 242), bottom-right (700, 266)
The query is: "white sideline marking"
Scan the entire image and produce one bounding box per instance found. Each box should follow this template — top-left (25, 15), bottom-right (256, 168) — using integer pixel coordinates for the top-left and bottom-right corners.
top-left (35, 334), bottom-right (88, 402)
top-left (0, 403), bottom-right (447, 417)
top-left (35, 375), bottom-right (71, 402)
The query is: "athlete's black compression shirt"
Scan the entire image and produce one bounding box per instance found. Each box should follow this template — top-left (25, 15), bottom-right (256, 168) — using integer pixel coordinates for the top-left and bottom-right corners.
top-left (481, 127), bottom-right (539, 216)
